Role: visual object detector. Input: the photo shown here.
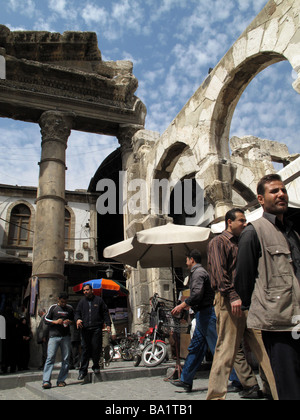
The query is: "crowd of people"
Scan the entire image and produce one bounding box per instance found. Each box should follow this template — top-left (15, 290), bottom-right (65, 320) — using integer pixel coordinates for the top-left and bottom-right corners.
top-left (0, 300), bottom-right (32, 374)
top-left (170, 174), bottom-right (300, 400)
top-left (1, 174), bottom-right (299, 400)
top-left (0, 288), bottom-right (113, 379)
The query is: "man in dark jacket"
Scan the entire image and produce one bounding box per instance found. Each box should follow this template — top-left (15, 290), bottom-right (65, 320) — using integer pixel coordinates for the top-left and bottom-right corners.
top-left (170, 249), bottom-right (216, 392)
top-left (75, 284), bottom-right (111, 379)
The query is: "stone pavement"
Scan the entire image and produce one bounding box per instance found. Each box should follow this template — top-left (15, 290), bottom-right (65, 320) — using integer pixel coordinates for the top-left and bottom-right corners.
top-left (0, 360), bottom-right (265, 402)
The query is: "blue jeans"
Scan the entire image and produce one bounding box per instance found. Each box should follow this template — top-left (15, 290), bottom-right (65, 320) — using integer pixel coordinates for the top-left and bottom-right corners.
top-left (43, 336), bottom-right (71, 385)
top-left (181, 307), bottom-right (240, 386)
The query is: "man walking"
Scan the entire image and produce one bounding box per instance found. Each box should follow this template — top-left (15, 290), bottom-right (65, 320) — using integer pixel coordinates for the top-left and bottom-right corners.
top-left (75, 284), bottom-right (111, 380)
top-left (235, 174), bottom-right (300, 400)
top-left (206, 208), bottom-right (277, 400)
top-left (37, 308), bottom-right (49, 370)
top-left (170, 250), bottom-right (219, 392)
top-left (43, 292), bottom-right (74, 389)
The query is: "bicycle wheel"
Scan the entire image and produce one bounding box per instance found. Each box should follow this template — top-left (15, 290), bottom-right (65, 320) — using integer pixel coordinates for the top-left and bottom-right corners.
top-left (142, 342), bottom-right (167, 367)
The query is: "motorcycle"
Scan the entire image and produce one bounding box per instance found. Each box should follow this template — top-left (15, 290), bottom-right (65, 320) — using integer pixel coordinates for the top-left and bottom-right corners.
top-left (130, 328), bottom-right (154, 367)
top-left (141, 323), bottom-right (168, 368)
top-left (108, 335), bottom-right (136, 362)
top-left (131, 295), bottom-right (171, 368)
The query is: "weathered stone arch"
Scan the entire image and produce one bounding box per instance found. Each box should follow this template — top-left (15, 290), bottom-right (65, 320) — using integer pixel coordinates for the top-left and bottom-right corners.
top-left (210, 52), bottom-right (286, 159)
top-left (150, 0), bottom-right (300, 219)
top-left (153, 141), bottom-right (191, 180)
top-left (197, 0), bottom-right (300, 161)
top-left (233, 179), bottom-right (257, 204)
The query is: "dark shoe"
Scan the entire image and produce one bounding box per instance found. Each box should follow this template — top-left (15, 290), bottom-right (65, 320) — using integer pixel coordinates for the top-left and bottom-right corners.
top-left (171, 380), bottom-right (192, 393)
top-left (93, 368), bottom-right (100, 375)
top-left (42, 382), bottom-right (52, 389)
top-left (57, 381), bottom-right (67, 387)
top-left (227, 381), bottom-right (243, 393)
top-left (78, 372), bottom-right (87, 380)
top-left (239, 385), bottom-right (263, 399)
top-left (262, 393), bottom-right (273, 400)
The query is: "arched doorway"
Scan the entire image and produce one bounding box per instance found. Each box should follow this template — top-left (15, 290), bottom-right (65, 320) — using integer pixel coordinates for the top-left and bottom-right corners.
top-left (211, 52), bottom-right (287, 161)
top-left (88, 147), bottom-right (125, 280)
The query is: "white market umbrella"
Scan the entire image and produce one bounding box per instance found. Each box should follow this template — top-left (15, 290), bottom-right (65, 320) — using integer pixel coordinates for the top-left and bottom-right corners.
top-left (104, 223), bottom-right (211, 303)
top-left (104, 223), bottom-right (211, 269)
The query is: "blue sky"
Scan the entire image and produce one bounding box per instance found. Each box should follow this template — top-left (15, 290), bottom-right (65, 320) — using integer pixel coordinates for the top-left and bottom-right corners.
top-left (0, 0), bottom-right (299, 190)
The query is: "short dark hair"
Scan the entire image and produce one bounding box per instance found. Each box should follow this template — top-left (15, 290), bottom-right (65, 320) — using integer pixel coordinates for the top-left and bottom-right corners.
top-left (186, 249), bottom-right (202, 264)
top-left (58, 292), bottom-right (69, 300)
top-left (257, 174), bottom-right (283, 196)
top-left (83, 284), bottom-right (92, 291)
top-left (225, 208), bottom-right (245, 229)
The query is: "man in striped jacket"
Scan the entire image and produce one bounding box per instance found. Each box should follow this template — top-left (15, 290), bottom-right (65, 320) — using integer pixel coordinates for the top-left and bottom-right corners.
top-left (42, 292), bottom-right (74, 389)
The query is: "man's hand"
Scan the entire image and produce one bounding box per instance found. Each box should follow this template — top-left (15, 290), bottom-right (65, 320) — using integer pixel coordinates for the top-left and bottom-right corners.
top-left (171, 302), bottom-right (188, 316)
top-left (231, 299), bottom-right (243, 318)
top-left (76, 319), bottom-right (84, 329)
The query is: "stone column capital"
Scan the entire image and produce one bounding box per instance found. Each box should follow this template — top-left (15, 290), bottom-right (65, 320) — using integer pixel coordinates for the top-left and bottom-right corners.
top-left (39, 111), bottom-right (74, 147)
top-left (117, 124), bottom-right (144, 170)
top-left (117, 124), bottom-right (143, 153)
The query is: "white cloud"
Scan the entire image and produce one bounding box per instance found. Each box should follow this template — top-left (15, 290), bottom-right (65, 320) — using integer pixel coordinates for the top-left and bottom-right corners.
top-left (7, 0), bottom-right (36, 17)
top-left (48, 0), bottom-right (78, 21)
top-left (237, 0), bottom-right (250, 12)
top-left (66, 132), bottom-right (119, 190)
top-left (252, 0), bottom-right (268, 13)
top-left (292, 70), bottom-right (298, 80)
top-left (48, 0), bottom-right (66, 14)
top-left (112, 0), bottom-right (143, 30)
top-left (230, 61), bottom-right (300, 155)
top-left (82, 3), bottom-right (108, 25)
top-left (81, 0), bottom-right (146, 40)
top-left (0, 121), bottom-right (40, 186)
top-left (148, 0), bottom-right (190, 22)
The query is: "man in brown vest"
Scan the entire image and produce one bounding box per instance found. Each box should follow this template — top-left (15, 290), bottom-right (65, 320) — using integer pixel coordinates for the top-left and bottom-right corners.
top-left (206, 209), bottom-right (277, 400)
top-left (235, 174), bottom-right (300, 400)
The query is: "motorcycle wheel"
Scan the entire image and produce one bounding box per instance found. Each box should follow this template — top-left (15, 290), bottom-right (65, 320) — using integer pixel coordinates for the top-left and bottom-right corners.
top-left (121, 349), bottom-right (134, 361)
top-left (142, 342), bottom-right (167, 367)
top-left (133, 354), bottom-right (142, 367)
top-left (108, 344), bottom-right (115, 362)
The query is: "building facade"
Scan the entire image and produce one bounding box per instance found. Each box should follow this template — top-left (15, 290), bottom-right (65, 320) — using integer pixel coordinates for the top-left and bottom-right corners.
top-left (0, 184), bottom-right (99, 300)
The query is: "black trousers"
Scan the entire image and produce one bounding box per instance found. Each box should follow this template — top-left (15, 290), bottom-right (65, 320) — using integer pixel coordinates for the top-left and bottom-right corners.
top-left (262, 330), bottom-right (300, 400)
top-left (80, 327), bottom-right (102, 374)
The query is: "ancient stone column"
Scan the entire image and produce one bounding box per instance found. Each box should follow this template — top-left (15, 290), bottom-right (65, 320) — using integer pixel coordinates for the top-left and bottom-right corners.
top-left (117, 124), bottom-right (144, 231)
top-left (203, 160), bottom-right (237, 219)
top-left (32, 111), bottom-right (73, 311)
